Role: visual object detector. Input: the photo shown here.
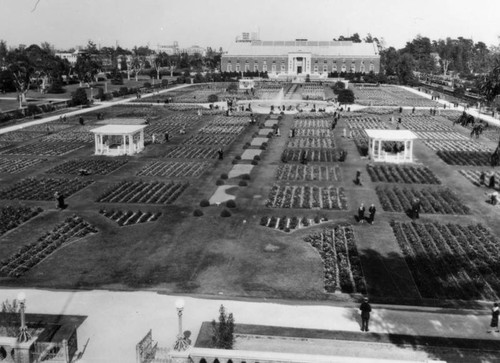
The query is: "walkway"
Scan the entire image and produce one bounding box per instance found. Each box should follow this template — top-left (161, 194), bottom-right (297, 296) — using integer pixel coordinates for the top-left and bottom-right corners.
top-left (0, 288), bottom-right (496, 363)
top-left (0, 84), bottom-right (192, 135)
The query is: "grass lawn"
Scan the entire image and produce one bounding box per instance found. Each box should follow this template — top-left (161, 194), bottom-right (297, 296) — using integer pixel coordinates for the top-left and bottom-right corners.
top-left (0, 87), bottom-right (500, 306)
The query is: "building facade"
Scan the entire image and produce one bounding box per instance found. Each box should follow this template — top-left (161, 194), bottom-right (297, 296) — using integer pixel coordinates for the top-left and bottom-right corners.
top-left (221, 39), bottom-right (380, 76)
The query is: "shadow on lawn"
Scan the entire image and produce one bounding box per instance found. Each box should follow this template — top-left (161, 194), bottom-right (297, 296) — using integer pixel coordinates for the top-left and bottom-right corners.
top-left (360, 247), bottom-right (495, 309)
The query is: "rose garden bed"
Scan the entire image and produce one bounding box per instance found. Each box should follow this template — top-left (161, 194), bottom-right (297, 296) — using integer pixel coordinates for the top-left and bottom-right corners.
top-left (304, 225), bottom-right (367, 294)
top-left (0, 157), bottom-right (47, 173)
top-left (0, 142), bottom-right (86, 156)
top-left (0, 131), bottom-right (48, 142)
top-left (376, 186), bottom-right (469, 214)
top-left (458, 169), bottom-right (500, 187)
top-left (0, 206), bottom-right (43, 237)
top-left (0, 177), bottom-right (94, 201)
top-left (162, 146), bottom-right (218, 159)
top-left (414, 131), bottom-right (469, 141)
top-left (184, 134), bottom-right (236, 145)
top-left (99, 208), bottom-right (162, 226)
top-left (46, 158), bottom-right (128, 176)
top-left (367, 164), bottom-right (440, 184)
top-left (400, 116), bottom-right (453, 131)
top-left (293, 119), bottom-right (332, 129)
top-left (292, 129), bottom-right (334, 138)
top-left (266, 185), bottom-right (347, 209)
top-left (286, 137), bottom-right (335, 149)
top-left (391, 220), bottom-right (500, 300)
top-left (42, 125), bottom-right (96, 143)
top-left (259, 215), bottom-right (328, 232)
top-left (281, 149), bottom-right (339, 162)
top-left (136, 161), bottom-right (210, 178)
top-left (0, 215), bottom-right (98, 278)
top-left (424, 140), bottom-right (490, 152)
top-left (276, 165), bottom-right (341, 181)
top-left (97, 180), bottom-right (189, 204)
top-left (435, 151), bottom-right (493, 166)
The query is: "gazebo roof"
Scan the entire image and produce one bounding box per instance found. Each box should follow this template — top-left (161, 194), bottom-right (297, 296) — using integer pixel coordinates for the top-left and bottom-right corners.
top-left (90, 124), bottom-right (147, 135)
top-left (365, 129), bottom-right (418, 141)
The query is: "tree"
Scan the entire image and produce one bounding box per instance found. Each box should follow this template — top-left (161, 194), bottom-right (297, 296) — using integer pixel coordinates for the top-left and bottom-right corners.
top-left (397, 53), bottom-right (416, 85)
top-left (211, 305), bottom-right (235, 349)
top-left (71, 87), bottom-right (89, 106)
top-left (380, 47), bottom-right (400, 76)
top-left (480, 57), bottom-right (500, 103)
top-left (337, 89), bottom-right (355, 103)
top-left (8, 61), bottom-right (33, 108)
top-left (0, 299), bottom-right (20, 336)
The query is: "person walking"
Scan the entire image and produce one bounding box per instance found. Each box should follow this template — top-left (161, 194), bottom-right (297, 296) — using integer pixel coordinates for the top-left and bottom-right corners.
top-left (368, 204), bottom-right (376, 224)
top-left (488, 303), bottom-right (499, 333)
top-left (358, 203), bottom-right (366, 223)
top-left (489, 173), bottom-right (496, 189)
top-left (480, 171), bottom-right (486, 186)
top-left (359, 297), bottom-right (372, 332)
top-left (355, 170), bottom-right (362, 186)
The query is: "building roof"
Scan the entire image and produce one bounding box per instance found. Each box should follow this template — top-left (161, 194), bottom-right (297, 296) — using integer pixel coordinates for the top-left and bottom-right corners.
top-left (90, 124), bottom-right (147, 135)
top-left (365, 129), bottom-right (418, 141)
top-left (224, 40), bottom-right (379, 57)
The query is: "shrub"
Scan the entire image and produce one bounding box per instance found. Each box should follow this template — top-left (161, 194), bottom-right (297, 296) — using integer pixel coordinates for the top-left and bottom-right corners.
top-left (238, 180), bottom-right (248, 187)
top-left (253, 155), bottom-right (260, 161)
top-left (220, 173), bottom-right (228, 180)
top-left (193, 209), bottom-right (204, 217)
top-left (200, 199), bottom-right (210, 207)
top-left (71, 88), bottom-right (89, 106)
top-left (235, 155), bottom-right (241, 160)
top-left (301, 217), bottom-right (309, 227)
top-left (208, 94), bottom-right (219, 103)
top-left (47, 79), bottom-right (65, 94)
top-left (231, 160), bottom-right (239, 165)
top-left (241, 174), bottom-right (251, 180)
top-left (284, 227), bottom-right (290, 233)
top-left (143, 82), bottom-right (152, 88)
top-left (226, 200), bottom-right (236, 208)
top-left (216, 179), bottom-right (225, 186)
top-left (119, 86), bottom-right (129, 96)
top-left (251, 160), bottom-right (258, 165)
top-left (220, 209), bottom-right (231, 217)
top-left (314, 216), bottom-right (321, 223)
top-left (161, 79), bottom-right (169, 87)
top-left (337, 89), bottom-right (355, 104)
top-left (260, 216), bottom-right (268, 225)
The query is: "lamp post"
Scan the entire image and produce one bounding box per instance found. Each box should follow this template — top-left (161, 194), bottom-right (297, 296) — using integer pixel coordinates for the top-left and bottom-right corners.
top-left (173, 299), bottom-right (189, 351)
top-left (17, 292), bottom-right (31, 342)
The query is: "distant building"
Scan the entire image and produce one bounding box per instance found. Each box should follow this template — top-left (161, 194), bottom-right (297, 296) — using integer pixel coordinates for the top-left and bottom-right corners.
top-left (222, 38), bottom-right (380, 77)
top-left (55, 50), bottom-right (87, 65)
top-left (157, 42), bottom-right (179, 55)
top-left (182, 45), bottom-right (206, 57)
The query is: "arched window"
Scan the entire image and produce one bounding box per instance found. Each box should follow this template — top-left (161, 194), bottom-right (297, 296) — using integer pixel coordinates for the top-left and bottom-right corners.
top-left (226, 64), bottom-right (232, 72)
top-left (369, 63), bottom-right (375, 72)
top-left (228, 360), bottom-right (234, 363)
top-left (280, 63), bottom-right (286, 72)
top-left (360, 64), bottom-right (365, 73)
top-left (351, 62), bottom-right (356, 72)
top-left (235, 64), bottom-right (240, 72)
top-left (341, 63), bottom-right (346, 72)
top-left (254, 64), bottom-right (259, 72)
top-left (313, 65), bottom-right (318, 73)
top-left (323, 64), bottom-right (328, 73)
top-left (332, 64), bottom-right (337, 72)
top-left (199, 359), bottom-right (207, 363)
top-left (213, 359), bottom-right (220, 363)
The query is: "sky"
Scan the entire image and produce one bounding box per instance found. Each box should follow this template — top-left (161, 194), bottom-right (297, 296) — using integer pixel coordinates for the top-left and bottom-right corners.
top-left (0, 0), bottom-right (499, 51)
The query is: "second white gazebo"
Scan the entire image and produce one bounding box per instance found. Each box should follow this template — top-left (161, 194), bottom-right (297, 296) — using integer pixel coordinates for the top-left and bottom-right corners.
top-left (90, 124), bottom-right (147, 156)
top-left (365, 129), bottom-right (418, 163)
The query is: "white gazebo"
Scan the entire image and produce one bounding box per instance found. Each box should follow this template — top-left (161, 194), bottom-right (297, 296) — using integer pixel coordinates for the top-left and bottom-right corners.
top-left (365, 129), bottom-right (418, 163)
top-left (90, 124), bottom-right (147, 156)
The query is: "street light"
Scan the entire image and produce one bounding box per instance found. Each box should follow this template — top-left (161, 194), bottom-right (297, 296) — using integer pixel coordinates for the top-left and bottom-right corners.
top-left (173, 299), bottom-right (189, 351)
top-left (17, 292), bottom-right (31, 342)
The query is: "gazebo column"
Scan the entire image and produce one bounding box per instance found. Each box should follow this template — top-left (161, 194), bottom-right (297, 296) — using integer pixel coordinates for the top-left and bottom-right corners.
top-left (139, 130), bottom-right (144, 150)
top-left (94, 134), bottom-right (99, 154)
top-left (129, 135), bottom-right (134, 154)
top-left (122, 135), bottom-right (127, 155)
top-left (377, 139), bottom-right (382, 161)
top-left (409, 139), bottom-right (414, 162)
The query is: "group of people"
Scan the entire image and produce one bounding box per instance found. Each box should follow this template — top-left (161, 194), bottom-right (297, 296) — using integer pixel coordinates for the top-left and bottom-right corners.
top-left (357, 203), bottom-right (377, 224)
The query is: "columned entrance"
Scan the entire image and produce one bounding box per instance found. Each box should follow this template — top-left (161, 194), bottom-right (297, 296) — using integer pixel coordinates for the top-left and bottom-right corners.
top-left (288, 53), bottom-right (311, 75)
